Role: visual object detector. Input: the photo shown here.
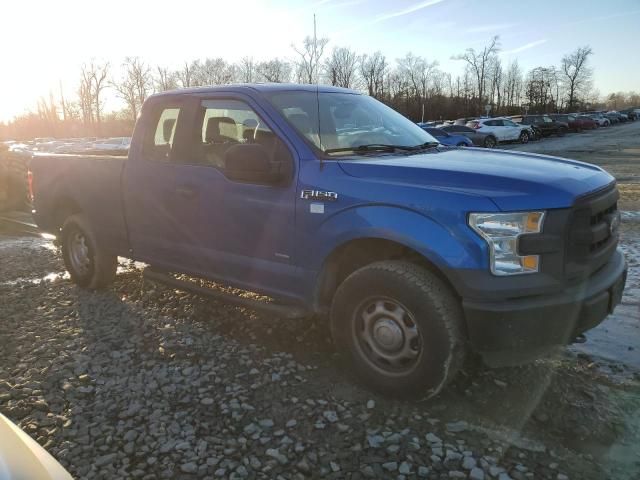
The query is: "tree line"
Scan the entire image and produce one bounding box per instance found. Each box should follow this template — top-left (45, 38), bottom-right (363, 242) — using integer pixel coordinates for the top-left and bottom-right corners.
top-left (2, 35), bottom-right (639, 141)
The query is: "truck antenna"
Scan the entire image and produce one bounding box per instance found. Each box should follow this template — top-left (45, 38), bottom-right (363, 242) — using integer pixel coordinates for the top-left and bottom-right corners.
top-left (314, 13), bottom-right (324, 171)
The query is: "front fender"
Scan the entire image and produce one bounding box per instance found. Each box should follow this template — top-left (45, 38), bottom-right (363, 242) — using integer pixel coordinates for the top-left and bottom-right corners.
top-left (305, 205), bottom-right (488, 274)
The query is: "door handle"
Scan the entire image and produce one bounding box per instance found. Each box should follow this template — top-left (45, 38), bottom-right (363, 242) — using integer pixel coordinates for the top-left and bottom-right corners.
top-left (175, 186), bottom-right (197, 198)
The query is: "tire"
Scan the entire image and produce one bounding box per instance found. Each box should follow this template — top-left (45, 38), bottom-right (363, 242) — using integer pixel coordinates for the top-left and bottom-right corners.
top-left (558, 127), bottom-right (567, 137)
top-left (483, 136), bottom-right (497, 148)
top-left (519, 130), bottom-right (530, 144)
top-left (456, 142), bottom-right (467, 147)
top-left (330, 260), bottom-right (466, 397)
top-left (61, 214), bottom-right (117, 289)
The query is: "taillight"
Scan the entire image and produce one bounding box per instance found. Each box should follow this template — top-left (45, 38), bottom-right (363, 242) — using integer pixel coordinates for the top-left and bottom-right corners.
top-left (27, 170), bottom-right (34, 203)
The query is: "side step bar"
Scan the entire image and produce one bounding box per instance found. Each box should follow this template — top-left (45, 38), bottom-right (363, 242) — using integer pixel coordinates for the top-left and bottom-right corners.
top-left (0, 214), bottom-right (40, 236)
top-left (143, 269), bottom-right (310, 319)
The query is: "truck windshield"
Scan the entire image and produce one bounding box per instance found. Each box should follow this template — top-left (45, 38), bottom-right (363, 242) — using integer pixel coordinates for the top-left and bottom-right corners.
top-left (266, 90), bottom-right (438, 156)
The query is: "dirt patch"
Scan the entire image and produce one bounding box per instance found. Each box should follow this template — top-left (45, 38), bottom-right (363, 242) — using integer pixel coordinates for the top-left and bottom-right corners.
top-left (618, 183), bottom-right (640, 211)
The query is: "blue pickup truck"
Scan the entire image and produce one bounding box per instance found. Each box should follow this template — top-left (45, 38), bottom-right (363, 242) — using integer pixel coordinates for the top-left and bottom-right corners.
top-left (31, 84), bottom-right (627, 397)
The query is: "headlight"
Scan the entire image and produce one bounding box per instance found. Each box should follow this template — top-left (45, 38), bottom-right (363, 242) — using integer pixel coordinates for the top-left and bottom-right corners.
top-left (469, 211), bottom-right (545, 276)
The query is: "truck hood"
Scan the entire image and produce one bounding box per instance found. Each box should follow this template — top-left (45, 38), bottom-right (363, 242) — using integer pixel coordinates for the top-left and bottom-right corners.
top-left (338, 148), bottom-right (614, 211)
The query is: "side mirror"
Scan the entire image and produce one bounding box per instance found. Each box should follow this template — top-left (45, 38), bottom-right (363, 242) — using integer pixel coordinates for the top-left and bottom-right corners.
top-left (223, 144), bottom-right (283, 184)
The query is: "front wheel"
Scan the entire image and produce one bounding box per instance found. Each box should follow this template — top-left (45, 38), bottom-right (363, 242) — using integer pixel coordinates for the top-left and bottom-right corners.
top-left (330, 261), bottom-right (466, 397)
top-left (61, 214), bottom-right (117, 289)
top-left (558, 127), bottom-right (567, 137)
top-left (456, 142), bottom-right (467, 147)
top-left (519, 130), bottom-right (530, 144)
top-left (483, 136), bottom-right (497, 148)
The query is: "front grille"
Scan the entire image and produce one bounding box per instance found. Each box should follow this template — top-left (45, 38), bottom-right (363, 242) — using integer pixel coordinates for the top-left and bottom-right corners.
top-left (589, 202), bottom-right (617, 252)
top-left (566, 185), bottom-right (619, 279)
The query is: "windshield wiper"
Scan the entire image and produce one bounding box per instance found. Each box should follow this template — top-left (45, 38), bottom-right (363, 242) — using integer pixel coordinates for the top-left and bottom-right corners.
top-left (325, 142), bottom-right (439, 155)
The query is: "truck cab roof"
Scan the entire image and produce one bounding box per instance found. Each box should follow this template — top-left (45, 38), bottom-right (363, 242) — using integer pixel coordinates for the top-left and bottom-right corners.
top-left (150, 83), bottom-right (359, 100)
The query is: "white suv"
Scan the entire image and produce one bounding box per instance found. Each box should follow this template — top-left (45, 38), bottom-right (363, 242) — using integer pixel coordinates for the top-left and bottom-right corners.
top-left (467, 117), bottom-right (533, 144)
top-left (585, 113), bottom-right (610, 127)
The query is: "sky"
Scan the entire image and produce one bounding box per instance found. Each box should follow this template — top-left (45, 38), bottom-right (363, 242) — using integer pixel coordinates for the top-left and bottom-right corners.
top-left (1, 0), bottom-right (639, 122)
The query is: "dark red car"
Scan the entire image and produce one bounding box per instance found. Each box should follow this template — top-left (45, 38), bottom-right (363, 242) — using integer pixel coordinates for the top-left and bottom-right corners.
top-left (576, 115), bottom-right (598, 130)
top-left (550, 114), bottom-right (596, 132)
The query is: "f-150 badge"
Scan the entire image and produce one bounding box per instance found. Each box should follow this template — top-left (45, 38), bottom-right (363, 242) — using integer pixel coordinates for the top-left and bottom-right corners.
top-left (300, 190), bottom-right (338, 201)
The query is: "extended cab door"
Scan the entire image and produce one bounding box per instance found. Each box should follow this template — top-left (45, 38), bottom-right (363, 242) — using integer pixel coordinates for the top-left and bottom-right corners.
top-left (123, 97), bottom-right (201, 265)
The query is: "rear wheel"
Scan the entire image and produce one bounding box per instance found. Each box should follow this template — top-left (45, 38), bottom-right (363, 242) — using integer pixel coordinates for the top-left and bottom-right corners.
top-left (483, 136), bottom-right (497, 148)
top-left (330, 261), bottom-right (466, 397)
top-left (519, 130), bottom-right (530, 144)
top-left (558, 127), bottom-right (567, 137)
top-left (61, 214), bottom-right (117, 289)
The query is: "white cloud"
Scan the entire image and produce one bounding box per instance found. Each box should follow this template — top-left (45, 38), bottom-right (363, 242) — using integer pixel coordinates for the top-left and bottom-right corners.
top-left (502, 39), bottom-right (548, 55)
top-left (375, 0), bottom-right (446, 22)
top-left (332, 0), bottom-right (446, 36)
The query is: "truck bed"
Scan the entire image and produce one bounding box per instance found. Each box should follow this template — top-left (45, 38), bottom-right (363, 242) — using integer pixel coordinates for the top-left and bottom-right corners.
top-left (31, 153), bottom-right (129, 253)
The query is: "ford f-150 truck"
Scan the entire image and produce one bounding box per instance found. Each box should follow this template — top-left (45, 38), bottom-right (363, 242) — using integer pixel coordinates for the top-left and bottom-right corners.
top-left (31, 84), bottom-right (627, 397)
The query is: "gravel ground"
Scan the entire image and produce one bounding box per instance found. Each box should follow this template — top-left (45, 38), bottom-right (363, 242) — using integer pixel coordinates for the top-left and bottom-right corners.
top-left (0, 220), bottom-right (639, 480)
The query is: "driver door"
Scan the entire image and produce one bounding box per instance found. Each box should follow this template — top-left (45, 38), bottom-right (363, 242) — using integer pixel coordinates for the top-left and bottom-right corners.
top-left (178, 96), bottom-right (299, 296)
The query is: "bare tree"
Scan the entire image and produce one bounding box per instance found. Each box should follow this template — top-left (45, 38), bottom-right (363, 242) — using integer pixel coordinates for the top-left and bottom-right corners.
top-left (256, 59), bottom-right (292, 83)
top-left (525, 66), bottom-right (560, 112)
top-left (177, 61), bottom-right (198, 88)
top-left (238, 57), bottom-right (256, 83)
top-left (324, 47), bottom-right (359, 88)
top-left (78, 66), bottom-right (94, 126)
top-left (453, 36), bottom-right (500, 114)
top-left (560, 46), bottom-right (593, 111)
top-left (397, 53), bottom-right (439, 121)
top-left (112, 57), bottom-right (152, 122)
top-left (77, 61), bottom-right (109, 130)
top-left (360, 51), bottom-right (387, 98)
top-left (193, 58), bottom-right (235, 85)
top-left (487, 56), bottom-right (503, 112)
top-left (292, 16), bottom-right (329, 84)
top-left (502, 60), bottom-right (523, 110)
top-left (156, 66), bottom-right (178, 92)
top-left (36, 92), bottom-right (58, 125)
top-left (91, 62), bottom-right (110, 127)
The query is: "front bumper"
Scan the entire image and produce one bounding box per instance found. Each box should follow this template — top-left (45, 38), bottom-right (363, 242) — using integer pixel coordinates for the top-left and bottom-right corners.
top-left (462, 249), bottom-right (627, 364)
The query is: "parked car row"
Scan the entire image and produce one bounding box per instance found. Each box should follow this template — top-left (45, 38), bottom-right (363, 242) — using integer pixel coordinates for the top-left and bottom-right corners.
top-left (417, 107), bottom-right (638, 148)
top-left (4, 136), bottom-right (132, 156)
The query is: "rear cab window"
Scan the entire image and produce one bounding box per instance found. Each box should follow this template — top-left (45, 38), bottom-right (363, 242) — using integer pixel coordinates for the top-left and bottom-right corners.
top-left (142, 104), bottom-right (182, 162)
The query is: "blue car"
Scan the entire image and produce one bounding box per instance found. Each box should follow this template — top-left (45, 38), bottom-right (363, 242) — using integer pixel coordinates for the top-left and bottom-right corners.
top-left (419, 125), bottom-right (473, 147)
